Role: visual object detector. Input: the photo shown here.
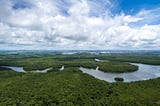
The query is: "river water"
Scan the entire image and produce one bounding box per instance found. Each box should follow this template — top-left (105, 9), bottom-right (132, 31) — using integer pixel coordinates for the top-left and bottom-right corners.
top-left (1, 66), bottom-right (52, 73)
top-left (80, 60), bottom-right (160, 82)
top-left (1, 61), bottom-right (160, 82)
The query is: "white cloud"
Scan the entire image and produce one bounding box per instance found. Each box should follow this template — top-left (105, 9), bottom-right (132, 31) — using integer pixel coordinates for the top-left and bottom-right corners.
top-left (0, 0), bottom-right (160, 50)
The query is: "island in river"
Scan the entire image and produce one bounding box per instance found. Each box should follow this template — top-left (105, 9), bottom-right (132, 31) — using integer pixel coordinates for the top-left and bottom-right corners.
top-left (0, 50), bottom-right (160, 105)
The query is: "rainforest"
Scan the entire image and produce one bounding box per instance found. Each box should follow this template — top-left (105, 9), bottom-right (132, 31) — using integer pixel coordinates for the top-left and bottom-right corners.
top-left (0, 50), bottom-right (160, 106)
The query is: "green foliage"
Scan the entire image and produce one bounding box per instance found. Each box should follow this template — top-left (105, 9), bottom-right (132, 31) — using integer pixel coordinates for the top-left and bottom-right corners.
top-left (96, 61), bottom-right (138, 73)
top-left (0, 57), bottom-right (138, 73)
top-left (0, 67), bottom-right (160, 105)
top-left (114, 77), bottom-right (124, 82)
top-left (0, 68), bottom-right (113, 106)
top-left (0, 51), bottom-right (160, 105)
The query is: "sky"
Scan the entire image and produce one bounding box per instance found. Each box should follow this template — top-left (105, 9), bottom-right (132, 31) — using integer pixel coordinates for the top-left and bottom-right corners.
top-left (0, 0), bottom-right (160, 50)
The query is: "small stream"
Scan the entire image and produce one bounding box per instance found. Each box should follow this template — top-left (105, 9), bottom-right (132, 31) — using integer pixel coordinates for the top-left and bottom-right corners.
top-left (60, 66), bottom-right (64, 71)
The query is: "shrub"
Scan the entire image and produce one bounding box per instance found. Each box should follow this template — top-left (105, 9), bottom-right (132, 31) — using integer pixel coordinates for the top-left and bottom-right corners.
top-left (114, 77), bottom-right (124, 82)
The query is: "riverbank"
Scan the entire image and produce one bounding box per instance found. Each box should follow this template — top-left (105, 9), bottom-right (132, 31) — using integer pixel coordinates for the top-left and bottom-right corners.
top-left (80, 62), bottom-right (160, 82)
top-left (0, 67), bottom-right (160, 105)
top-left (0, 51), bottom-right (160, 105)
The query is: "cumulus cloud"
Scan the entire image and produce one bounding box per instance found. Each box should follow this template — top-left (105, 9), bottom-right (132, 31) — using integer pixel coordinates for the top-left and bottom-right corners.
top-left (0, 0), bottom-right (160, 50)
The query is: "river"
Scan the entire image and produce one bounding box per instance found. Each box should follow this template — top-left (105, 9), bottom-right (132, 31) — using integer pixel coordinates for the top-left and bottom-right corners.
top-left (80, 59), bottom-right (160, 82)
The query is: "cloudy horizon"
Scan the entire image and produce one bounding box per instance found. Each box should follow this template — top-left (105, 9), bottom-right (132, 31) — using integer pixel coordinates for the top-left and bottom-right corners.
top-left (0, 0), bottom-right (160, 50)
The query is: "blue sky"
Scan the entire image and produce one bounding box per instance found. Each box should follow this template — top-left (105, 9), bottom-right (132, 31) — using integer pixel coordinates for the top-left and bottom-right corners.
top-left (114, 0), bottom-right (160, 14)
top-left (0, 0), bottom-right (160, 50)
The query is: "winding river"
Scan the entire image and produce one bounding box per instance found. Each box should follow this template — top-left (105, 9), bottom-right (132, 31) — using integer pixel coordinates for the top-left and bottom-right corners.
top-left (1, 66), bottom-right (26, 72)
top-left (1, 60), bottom-right (160, 82)
top-left (1, 66), bottom-right (65, 73)
top-left (79, 59), bottom-right (160, 82)
top-left (1, 66), bottom-right (52, 73)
